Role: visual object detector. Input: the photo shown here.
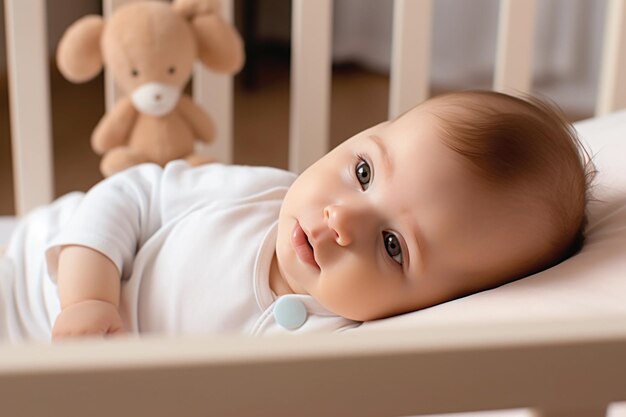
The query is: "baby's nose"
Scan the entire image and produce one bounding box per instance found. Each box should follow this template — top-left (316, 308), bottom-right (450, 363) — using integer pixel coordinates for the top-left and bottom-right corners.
top-left (324, 204), bottom-right (361, 246)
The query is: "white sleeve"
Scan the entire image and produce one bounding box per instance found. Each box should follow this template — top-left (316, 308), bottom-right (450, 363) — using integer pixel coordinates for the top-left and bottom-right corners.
top-left (46, 163), bottom-right (167, 281)
top-left (45, 160), bottom-right (296, 281)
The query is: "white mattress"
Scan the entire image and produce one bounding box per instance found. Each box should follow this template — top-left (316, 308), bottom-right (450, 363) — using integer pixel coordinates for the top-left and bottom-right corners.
top-left (1, 111), bottom-right (625, 416)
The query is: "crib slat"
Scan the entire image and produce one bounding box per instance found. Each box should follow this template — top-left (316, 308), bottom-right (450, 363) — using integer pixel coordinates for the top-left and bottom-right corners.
top-left (103, 0), bottom-right (118, 111)
top-left (4, 0), bottom-right (54, 216)
top-left (102, 0), bottom-right (144, 111)
top-left (596, 0), bottom-right (626, 115)
top-left (289, 0), bottom-right (333, 173)
top-left (493, 0), bottom-right (536, 95)
top-left (389, 0), bottom-right (432, 119)
top-left (193, 0), bottom-right (235, 164)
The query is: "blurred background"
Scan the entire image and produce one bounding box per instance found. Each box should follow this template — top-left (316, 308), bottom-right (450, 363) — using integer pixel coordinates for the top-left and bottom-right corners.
top-left (0, 0), bottom-right (608, 215)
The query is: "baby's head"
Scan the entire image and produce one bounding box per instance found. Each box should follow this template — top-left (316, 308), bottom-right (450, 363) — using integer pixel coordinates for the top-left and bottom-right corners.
top-left (274, 90), bottom-right (592, 321)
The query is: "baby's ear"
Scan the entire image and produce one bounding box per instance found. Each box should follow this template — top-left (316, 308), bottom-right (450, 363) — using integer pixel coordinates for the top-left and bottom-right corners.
top-left (190, 14), bottom-right (245, 74)
top-left (56, 15), bottom-right (105, 83)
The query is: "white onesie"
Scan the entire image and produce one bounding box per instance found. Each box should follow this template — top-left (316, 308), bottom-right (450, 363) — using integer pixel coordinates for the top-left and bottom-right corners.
top-left (1, 162), bottom-right (359, 344)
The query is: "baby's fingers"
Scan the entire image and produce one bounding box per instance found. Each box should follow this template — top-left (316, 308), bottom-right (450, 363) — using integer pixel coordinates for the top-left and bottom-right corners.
top-left (106, 323), bottom-right (127, 337)
top-left (51, 300), bottom-right (127, 341)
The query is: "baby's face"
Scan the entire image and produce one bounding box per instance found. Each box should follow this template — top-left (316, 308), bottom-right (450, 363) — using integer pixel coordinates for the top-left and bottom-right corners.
top-left (275, 107), bottom-right (545, 321)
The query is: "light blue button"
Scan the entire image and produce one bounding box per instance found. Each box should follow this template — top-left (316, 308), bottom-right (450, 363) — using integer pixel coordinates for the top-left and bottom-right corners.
top-left (274, 296), bottom-right (308, 330)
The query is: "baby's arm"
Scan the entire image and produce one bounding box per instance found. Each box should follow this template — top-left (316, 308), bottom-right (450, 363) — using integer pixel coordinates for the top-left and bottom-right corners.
top-left (47, 164), bottom-right (168, 340)
top-left (47, 162), bottom-right (236, 340)
top-left (52, 246), bottom-right (124, 339)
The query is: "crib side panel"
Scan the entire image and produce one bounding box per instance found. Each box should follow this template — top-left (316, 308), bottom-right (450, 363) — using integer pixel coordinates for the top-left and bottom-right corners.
top-left (4, 0), bottom-right (54, 216)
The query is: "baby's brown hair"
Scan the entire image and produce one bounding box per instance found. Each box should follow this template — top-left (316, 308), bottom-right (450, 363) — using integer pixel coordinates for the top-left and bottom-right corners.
top-left (425, 90), bottom-right (594, 272)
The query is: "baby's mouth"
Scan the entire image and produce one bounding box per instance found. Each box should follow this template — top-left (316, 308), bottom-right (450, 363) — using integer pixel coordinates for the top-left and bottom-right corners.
top-left (291, 222), bottom-right (320, 269)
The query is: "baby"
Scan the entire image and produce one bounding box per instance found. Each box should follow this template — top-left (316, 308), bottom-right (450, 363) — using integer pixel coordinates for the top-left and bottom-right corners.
top-left (0, 90), bottom-right (591, 343)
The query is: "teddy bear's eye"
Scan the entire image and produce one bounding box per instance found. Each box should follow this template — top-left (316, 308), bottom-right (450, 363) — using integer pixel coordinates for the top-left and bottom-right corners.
top-left (168, 66), bottom-right (176, 75)
top-left (131, 68), bottom-right (139, 77)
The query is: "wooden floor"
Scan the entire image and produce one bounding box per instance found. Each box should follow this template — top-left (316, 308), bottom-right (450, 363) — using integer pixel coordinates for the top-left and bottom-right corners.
top-left (0, 58), bottom-right (589, 216)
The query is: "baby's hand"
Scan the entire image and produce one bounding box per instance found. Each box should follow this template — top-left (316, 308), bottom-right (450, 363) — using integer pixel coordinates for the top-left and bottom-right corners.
top-left (52, 299), bottom-right (126, 341)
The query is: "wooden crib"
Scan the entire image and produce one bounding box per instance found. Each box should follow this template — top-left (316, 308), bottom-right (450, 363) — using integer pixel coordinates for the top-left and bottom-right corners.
top-left (2, 0), bottom-right (626, 416)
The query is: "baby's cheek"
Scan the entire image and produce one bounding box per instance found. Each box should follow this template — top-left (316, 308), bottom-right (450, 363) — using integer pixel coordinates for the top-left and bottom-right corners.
top-left (317, 258), bottom-right (390, 320)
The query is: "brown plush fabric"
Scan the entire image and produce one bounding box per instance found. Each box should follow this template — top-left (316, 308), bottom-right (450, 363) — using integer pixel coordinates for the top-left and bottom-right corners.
top-left (56, 0), bottom-right (244, 177)
top-left (56, 15), bottom-right (104, 83)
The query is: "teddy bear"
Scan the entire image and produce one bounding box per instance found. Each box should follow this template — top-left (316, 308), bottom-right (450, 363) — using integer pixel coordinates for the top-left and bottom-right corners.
top-left (56, 0), bottom-right (244, 177)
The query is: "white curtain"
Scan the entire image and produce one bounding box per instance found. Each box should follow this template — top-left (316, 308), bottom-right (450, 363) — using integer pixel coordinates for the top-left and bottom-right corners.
top-left (332, 0), bottom-right (607, 115)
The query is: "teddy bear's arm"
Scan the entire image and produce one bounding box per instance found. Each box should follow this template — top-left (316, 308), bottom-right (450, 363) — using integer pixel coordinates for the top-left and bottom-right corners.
top-left (91, 97), bottom-right (139, 154)
top-left (177, 95), bottom-right (216, 143)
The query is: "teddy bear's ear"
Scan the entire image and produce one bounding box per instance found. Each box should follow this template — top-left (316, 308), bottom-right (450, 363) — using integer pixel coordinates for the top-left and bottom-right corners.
top-left (172, 0), bottom-right (244, 73)
top-left (190, 14), bottom-right (245, 74)
top-left (57, 15), bottom-right (105, 83)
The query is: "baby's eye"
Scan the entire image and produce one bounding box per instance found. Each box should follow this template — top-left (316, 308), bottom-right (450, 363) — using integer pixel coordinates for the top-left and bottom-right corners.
top-left (168, 66), bottom-right (176, 75)
top-left (355, 159), bottom-right (371, 190)
top-left (383, 231), bottom-right (403, 265)
top-left (131, 68), bottom-right (139, 77)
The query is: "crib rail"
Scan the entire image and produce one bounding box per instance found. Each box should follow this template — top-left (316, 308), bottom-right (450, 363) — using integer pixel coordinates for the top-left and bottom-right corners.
top-left (289, 0), bottom-right (333, 173)
top-left (0, 316), bottom-right (624, 417)
top-left (5, 0), bottom-right (626, 216)
top-left (493, 0), bottom-right (536, 96)
top-left (597, 0), bottom-right (626, 115)
top-left (4, 0), bottom-right (54, 216)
